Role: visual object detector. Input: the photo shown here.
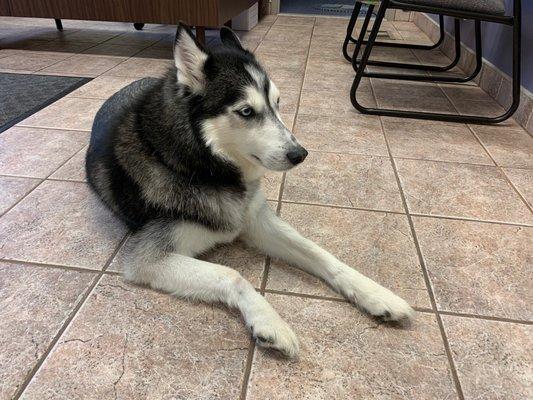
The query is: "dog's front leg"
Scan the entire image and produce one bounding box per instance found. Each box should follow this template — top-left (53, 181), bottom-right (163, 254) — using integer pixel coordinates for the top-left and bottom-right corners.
top-left (242, 199), bottom-right (414, 322)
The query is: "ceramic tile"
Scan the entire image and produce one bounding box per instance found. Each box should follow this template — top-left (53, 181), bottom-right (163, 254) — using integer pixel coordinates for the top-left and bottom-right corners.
top-left (0, 127), bottom-right (88, 178)
top-left (443, 316), bottom-right (532, 400)
top-left (283, 152), bottom-right (404, 212)
top-left (21, 275), bottom-right (249, 400)
top-left (39, 54), bottom-right (127, 77)
top-left (49, 146), bottom-right (88, 181)
top-left (247, 295), bottom-right (456, 399)
top-left (382, 117), bottom-right (493, 165)
top-left (414, 216), bottom-right (533, 320)
top-left (0, 180), bottom-right (127, 269)
top-left (268, 203), bottom-right (430, 308)
top-left (0, 50), bottom-right (70, 72)
top-left (396, 159), bottom-right (533, 224)
top-left (0, 176), bottom-right (40, 215)
top-left (503, 168), bottom-right (533, 208)
top-left (103, 57), bottom-right (172, 78)
top-left (67, 75), bottom-right (139, 99)
top-left (471, 125), bottom-right (533, 169)
top-left (17, 97), bottom-right (105, 131)
top-left (0, 262), bottom-right (95, 400)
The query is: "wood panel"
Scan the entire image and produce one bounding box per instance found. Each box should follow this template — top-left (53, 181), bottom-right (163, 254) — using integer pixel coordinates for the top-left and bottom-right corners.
top-left (5, 0), bottom-right (255, 27)
top-left (0, 0), bottom-right (11, 15)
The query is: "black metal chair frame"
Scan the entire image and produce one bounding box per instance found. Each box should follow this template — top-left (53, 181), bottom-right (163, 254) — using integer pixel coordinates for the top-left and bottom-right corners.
top-left (350, 0), bottom-right (521, 124)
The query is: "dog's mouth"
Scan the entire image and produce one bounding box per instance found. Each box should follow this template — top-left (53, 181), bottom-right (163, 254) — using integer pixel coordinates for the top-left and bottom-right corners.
top-left (251, 154), bottom-right (263, 165)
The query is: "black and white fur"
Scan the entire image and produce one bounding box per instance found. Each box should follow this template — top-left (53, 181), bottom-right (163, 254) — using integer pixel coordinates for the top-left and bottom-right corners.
top-left (86, 23), bottom-right (414, 358)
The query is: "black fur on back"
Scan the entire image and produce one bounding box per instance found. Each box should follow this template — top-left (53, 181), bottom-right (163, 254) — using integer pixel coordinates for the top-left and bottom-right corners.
top-left (86, 44), bottom-right (266, 232)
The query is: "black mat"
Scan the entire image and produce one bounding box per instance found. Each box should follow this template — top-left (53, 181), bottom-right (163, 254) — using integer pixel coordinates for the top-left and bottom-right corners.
top-left (0, 73), bottom-right (91, 133)
top-left (281, 1), bottom-right (365, 16)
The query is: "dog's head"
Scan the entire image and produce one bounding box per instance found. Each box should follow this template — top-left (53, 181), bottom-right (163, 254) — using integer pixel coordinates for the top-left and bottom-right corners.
top-left (173, 23), bottom-right (307, 172)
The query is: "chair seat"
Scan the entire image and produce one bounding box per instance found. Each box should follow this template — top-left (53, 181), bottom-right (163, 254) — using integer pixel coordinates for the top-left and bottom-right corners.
top-left (393, 0), bottom-right (506, 15)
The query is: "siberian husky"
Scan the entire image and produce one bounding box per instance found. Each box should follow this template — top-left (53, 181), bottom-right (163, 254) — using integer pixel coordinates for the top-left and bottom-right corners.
top-left (86, 23), bottom-right (414, 358)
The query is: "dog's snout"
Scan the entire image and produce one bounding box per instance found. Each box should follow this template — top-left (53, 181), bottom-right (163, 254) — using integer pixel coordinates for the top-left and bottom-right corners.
top-left (286, 147), bottom-right (308, 165)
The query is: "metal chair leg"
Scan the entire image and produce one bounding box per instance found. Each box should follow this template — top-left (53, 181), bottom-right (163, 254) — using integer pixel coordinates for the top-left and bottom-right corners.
top-left (350, 1), bottom-right (521, 124)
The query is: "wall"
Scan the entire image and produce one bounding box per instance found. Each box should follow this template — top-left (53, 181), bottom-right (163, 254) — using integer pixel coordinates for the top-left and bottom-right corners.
top-left (430, 0), bottom-right (532, 93)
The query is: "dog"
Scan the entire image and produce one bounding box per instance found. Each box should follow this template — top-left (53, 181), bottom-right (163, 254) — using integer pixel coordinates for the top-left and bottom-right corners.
top-left (86, 23), bottom-right (414, 358)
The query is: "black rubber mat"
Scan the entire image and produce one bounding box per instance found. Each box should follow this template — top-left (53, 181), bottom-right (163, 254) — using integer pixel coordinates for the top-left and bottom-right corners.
top-left (0, 73), bottom-right (91, 133)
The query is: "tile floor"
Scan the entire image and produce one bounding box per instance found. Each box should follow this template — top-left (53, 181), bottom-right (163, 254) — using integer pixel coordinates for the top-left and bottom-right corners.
top-left (0, 14), bottom-right (532, 400)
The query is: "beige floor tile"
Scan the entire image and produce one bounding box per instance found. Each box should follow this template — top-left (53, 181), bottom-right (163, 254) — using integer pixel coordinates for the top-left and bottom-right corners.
top-left (104, 31), bottom-right (168, 47)
top-left (314, 16), bottom-right (350, 26)
top-left (263, 27), bottom-right (312, 47)
top-left (38, 54), bottom-right (127, 77)
top-left (49, 146), bottom-right (88, 181)
top-left (414, 217), bottom-right (533, 320)
top-left (294, 114), bottom-right (388, 156)
top-left (0, 50), bottom-right (70, 72)
top-left (372, 79), bottom-right (456, 113)
top-left (262, 171), bottom-right (283, 201)
top-left (412, 48), bottom-right (453, 65)
top-left (442, 316), bottom-right (532, 400)
top-left (266, 66), bottom-right (304, 88)
top-left (268, 203), bottom-right (430, 307)
top-left (247, 295), bottom-right (456, 399)
top-left (284, 152), bottom-right (403, 212)
top-left (312, 23), bottom-right (348, 39)
top-left (440, 84), bottom-right (494, 102)
top-left (0, 262), bottom-right (95, 400)
top-left (26, 41), bottom-right (95, 53)
top-left (54, 29), bottom-right (121, 43)
top-left (299, 85), bottom-right (376, 116)
top-left (382, 117), bottom-right (494, 165)
top-left (0, 176), bottom-right (40, 215)
top-left (308, 34), bottom-right (353, 61)
top-left (67, 75), bottom-right (139, 99)
top-left (274, 15), bottom-right (315, 27)
top-left (396, 159), bottom-right (533, 224)
top-left (0, 180), bottom-right (127, 269)
top-left (82, 43), bottom-right (147, 57)
top-left (471, 125), bottom-right (533, 168)
top-left (503, 168), bottom-right (533, 208)
top-left (17, 97), bottom-right (105, 131)
top-left (103, 57), bottom-right (172, 78)
top-left (131, 45), bottom-right (172, 59)
top-left (256, 52), bottom-right (306, 73)
top-left (21, 275), bottom-right (249, 400)
top-left (0, 127), bottom-right (88, 178)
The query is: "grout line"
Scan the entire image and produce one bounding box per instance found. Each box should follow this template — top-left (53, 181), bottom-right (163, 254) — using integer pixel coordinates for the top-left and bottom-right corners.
top-left (437, 310), bottom-right (533, 326)
top-left (409, 212), bottom-right (533, 228)
top-left (15, 123), bottom-right (91, 132)
top-left (0, 258), bottom-right (121, 275)
top-left (12, 231), bottom-right (130, 399)
top-left (466, 126), bottom-right (533, 216)
top-left (377, 116), bottom-right (465, 400)
top-left (0, 137), bottom-right (87, 218)
top-left (280, 199), bottom-right (405, 215)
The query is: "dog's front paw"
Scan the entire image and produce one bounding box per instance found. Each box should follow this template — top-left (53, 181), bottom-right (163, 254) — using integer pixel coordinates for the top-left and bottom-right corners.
top-left (249, 315), bottom-right (299, 358)
top-left (336, 272), bottom-right (414, 322)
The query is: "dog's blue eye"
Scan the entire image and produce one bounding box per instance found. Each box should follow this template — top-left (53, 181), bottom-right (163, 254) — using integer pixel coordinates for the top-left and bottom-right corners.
top-left (238, 107), bottom-right (253, 118)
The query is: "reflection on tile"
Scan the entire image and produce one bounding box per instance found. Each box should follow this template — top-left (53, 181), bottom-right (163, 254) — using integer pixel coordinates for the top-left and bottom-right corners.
top-left (396, 159), bottom-right (533, 224)
top-left (247, 295), bottom-right (456, 399)
top-left (0, 181), bottom-right (127, 269)
top-left (443, 316), bottom-right (533, 400)
top-left (21, 275), bottom-right (249, 400)
top-left (414, 216), bottom-right (533, 320)
top-left (269, 203), bottom-right (429, 307)
top-left (284, 152), bottom-right (403, 212)
top-left (0, 262), bottom-right (95, 400)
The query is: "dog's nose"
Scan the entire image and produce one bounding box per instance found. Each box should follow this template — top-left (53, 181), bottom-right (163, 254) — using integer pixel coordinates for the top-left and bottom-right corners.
top-left (286, 147), bottom-right (308, 165)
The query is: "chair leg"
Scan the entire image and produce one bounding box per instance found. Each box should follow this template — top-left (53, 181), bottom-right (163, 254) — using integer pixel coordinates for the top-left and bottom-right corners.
top-left (54, 19), bottom-right (63, 31)
top-left (352, 18), bottom-right (463, 75)
top-left (351, 3), bottom-right (375, 72)
top-left (342, 2), bottom-right (362, 62)
top-left (350, 3), bottom-right (521, 124)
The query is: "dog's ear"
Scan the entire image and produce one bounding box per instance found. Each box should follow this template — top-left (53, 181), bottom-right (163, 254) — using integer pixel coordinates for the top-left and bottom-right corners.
top-left (174, 22), bottom-right (208, 93)
top-left (220, 26), bottom-right (244, 51)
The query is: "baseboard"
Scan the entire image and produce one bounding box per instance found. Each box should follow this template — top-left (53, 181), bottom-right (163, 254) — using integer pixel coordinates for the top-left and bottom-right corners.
top-left (413, 12), bottom-right (533, 134)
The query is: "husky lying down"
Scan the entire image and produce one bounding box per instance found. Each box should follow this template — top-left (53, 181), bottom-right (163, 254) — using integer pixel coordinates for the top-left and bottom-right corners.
top-left (86, 23), bottom-right (414, 357)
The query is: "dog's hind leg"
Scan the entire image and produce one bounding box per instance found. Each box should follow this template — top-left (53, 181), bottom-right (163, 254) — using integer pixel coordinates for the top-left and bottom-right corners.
top-left (242, 195), bottom-right (414, 322)
top-left (122, 220), bottom-right (299, 357)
